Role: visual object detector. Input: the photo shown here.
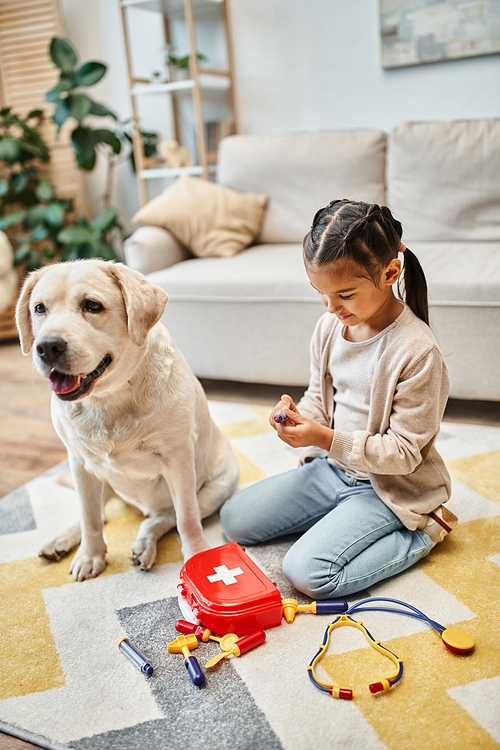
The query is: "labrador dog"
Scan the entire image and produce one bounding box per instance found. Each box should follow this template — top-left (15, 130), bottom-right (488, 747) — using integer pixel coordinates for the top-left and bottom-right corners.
top-left (16, 259), bottom-right (240, 581)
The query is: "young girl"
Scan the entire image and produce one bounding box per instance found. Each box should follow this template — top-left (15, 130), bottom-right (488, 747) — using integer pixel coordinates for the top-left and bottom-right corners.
top-left (220, 199), bottom-right (457, 599)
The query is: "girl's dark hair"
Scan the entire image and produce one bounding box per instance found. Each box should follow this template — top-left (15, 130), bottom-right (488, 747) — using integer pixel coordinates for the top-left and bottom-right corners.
top-left (303, 199), bottom-right (429, 326)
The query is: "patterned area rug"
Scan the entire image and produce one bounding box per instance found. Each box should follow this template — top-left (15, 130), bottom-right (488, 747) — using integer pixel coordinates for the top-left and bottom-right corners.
top-left (1, 401), bottom-right (500, 750)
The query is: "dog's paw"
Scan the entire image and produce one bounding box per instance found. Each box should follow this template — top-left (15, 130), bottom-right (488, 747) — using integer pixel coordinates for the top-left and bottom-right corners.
top-left (70, 548), bottom-right (106, 581)
top-left (39, 525), bottom-right (81, 561)
top-left (132, 538), bottom-right (157, 571)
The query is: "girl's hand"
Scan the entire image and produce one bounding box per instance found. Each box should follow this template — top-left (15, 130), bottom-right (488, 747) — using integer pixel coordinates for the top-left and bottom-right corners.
top-left (270, 393), bottom-right (299, 429)
top-left (277, 407), bottom-right (335, 451)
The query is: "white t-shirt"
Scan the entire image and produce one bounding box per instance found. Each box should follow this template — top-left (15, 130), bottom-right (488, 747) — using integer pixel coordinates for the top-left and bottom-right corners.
top-left (329, 319), bottom-right (401, 480)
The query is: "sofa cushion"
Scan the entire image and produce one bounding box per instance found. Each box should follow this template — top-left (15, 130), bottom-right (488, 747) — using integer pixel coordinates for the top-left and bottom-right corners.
top-left (147, 243), bottom-right (323, 385)
top-left (388, 119), bottom-right (500, 243)
top-left (217, 129), bottom-right (387, 245)
top-left (131, 175), bottom-right (268, 258)
top-left (148, 243), bottom-right (319, 301)
top-left (410, 241), bottom-right (500, 303)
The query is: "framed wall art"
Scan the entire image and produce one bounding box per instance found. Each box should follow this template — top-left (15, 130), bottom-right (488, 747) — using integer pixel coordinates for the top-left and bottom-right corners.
top-left (380, 0), bottom-right (500, 68)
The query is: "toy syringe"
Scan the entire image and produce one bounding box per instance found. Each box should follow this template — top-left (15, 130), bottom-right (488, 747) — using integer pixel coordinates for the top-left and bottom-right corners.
top-left (118, 637), bottom-right (154, 676)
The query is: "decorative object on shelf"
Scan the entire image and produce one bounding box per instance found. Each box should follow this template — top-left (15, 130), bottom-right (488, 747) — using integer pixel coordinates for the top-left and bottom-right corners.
top-left (158, 140), bottom-right (192, 169)
top-left (0, 231), bottom-right (17, 313)
top-left (131, 174), bottom-right (267, 258)
top-left (380, 0), bottom-right (500, 68)
top-left (166, 48), bottom-right (208, 82)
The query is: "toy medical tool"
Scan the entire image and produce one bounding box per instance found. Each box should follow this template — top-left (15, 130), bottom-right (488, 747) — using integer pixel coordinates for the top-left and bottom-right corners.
top-left (281, 597), bottom-right (348, 623)
top-left (167, 634), bottom-right (205, 686)
top-left (308, 615), bottom-right (403, 699)
top-left (274, 412), bottom-right (287, 423)
top-left (175, 620), bottom-right (266, 669)
top-left (118, 638), bottom-right (154, 676)
top-left (307, 597), bottom-right (474, 700)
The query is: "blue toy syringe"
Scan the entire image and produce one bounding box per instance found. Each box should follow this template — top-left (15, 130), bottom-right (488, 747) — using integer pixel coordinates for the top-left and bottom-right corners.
top-left (118, 637), bottom-right (154, 676)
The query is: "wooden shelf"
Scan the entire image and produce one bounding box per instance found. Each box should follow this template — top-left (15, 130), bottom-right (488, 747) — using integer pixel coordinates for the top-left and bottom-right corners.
top-left (131, 75), bottom-right (229, 96)
top-left (138, 163), bottom-right (216, 179)
top-left (121, 0), bottom-right (222, 13)
top-left (120, 0), bottom-right (236, 205)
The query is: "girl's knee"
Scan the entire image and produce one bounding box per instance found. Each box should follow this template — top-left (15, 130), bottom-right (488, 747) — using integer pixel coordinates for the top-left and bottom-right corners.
top-left (219, 497), bottom-right (262, 545)
top-left (282, 544), bottom-right (338, 599)
top-left (219, 499), bottom-right (244, 543)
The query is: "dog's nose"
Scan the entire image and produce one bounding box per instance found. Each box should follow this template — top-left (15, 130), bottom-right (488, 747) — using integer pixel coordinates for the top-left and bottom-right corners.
top-left (36, 336), bottom-right (68, 364)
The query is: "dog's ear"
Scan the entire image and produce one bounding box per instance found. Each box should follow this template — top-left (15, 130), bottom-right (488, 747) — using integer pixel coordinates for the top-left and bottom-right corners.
top-left (107, 263), bottom-right (168, 347)
top-left (15, 268), bottom-right (45, 355)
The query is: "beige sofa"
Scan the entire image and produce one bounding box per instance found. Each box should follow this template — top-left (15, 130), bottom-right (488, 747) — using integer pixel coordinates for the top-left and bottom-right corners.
top-left (124, 119), bottom-right (500, 401)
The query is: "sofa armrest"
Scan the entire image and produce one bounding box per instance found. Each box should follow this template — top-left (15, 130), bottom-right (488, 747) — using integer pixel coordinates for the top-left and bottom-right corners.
top-left (123, 226), bottom-right (191, 275)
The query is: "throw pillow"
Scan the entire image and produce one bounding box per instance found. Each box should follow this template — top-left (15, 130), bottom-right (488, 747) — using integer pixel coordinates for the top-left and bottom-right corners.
top-left (131, 175), bottom-right (268, 258)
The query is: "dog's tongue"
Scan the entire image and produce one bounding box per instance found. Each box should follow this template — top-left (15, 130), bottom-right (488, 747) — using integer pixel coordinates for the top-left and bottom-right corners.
top-left (49, 371), bottom-right (80, 394)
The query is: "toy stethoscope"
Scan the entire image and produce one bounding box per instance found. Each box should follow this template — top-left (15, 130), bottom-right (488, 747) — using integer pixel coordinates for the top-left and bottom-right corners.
top-left (307, 597), bottom-right (474, 700)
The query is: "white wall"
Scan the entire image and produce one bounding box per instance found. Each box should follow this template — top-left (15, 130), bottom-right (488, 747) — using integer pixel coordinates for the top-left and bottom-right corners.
top-left (59, 0), bottom-right (500, 228)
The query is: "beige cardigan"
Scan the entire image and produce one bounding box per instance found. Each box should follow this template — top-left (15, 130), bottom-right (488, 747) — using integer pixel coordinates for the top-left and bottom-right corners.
top-left (297, 304), bottom-right (452, 531)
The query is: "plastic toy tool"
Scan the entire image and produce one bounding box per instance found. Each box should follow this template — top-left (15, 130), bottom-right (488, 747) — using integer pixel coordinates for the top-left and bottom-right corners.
top-left (175, 620), bottom-right (266, 669)
top-left (118, 638), bottom-right (154, 676)
top-left (307, 597), bottom-right (474, 700)
top-left (282, 598), bottom-right (348, 623)
top-left (167, 634), bottom-right (205, 687)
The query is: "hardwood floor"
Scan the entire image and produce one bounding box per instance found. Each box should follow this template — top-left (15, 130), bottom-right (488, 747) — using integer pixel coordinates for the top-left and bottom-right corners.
top-left (1, 337), bottom-right (499, 750)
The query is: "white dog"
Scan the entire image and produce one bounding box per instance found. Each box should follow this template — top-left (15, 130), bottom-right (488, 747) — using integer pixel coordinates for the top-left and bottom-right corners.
top-left (16, 259), bottom-right (240, 581)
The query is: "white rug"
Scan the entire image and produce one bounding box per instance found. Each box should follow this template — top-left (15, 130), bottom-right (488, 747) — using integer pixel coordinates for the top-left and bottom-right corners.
top-left (1, 402), bottom-right (500, 750)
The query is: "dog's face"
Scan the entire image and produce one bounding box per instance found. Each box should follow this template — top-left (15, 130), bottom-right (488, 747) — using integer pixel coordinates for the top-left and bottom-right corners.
top-left (16, 260), bottom-right (168, 402)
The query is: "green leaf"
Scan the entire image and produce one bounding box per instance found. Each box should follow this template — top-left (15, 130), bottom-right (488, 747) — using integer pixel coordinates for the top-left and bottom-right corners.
top-left (88, 101), bottom-right (117, 120)
top-left (26, 250), bottom-right (43, 272)
top-left (91, 207), bottom-right (119, 234)
top-left (53, 100), bottom-right (70, 128)
top-left (94, 240), bottom-right (119, 261)
top-left (46, 75), bottom-right (74, 103)
top-left (71, 126), bottom-right (96, 170)
top-left (91, 128), bottom-right (122, 154)
top-left (32, 225), bottom-right (49, 242)
top-left (35, 179), bottom-right (56, 202)
top-left (66, 94), bottom-right (92, 122)
top-left (27, 109), bottom-right (44, 120)
top-left (18, 139), bottom-right (50, 161)
top-left (50, 37), bottom-right (77, 73)
top-left (44, 203), bottom-right (66, 227)
top-left (57, 225), bottom-right (95, 244)
top-left (0, 179), bottom-right (8, 196)
top-left (0, 210), bottom-right (26, 229)
top-left (74, 61), bottom-right (106, 87)
top-left (25, 204), bottom-right (48, 227)
top-left (0, 137), bottom-right (20, 164)
top-left (11, 173), bottom-right (28, 194)
top-left (14, 245), bottom-right (30, 264)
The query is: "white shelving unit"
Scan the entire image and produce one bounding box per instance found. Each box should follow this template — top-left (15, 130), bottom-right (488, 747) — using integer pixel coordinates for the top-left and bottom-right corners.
top-left (119, 0), bottom-right (237, 206)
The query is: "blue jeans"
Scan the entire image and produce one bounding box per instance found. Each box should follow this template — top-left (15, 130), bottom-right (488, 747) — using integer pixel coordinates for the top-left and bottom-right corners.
top-left (219, 458), bottom-right (433, 598)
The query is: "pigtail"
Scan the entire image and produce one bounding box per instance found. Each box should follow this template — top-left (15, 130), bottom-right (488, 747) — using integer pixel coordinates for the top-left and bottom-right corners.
top-left (398, 248), bottom-right (429, 326)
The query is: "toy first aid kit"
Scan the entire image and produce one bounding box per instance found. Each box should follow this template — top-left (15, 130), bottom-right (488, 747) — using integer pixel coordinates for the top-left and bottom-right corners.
top-left (177, 542), bottom-right (283, 636)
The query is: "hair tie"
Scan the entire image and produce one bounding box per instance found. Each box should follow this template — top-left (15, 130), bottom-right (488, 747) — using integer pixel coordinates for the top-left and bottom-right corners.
top-left (399, 242), bottom-right (406, 253)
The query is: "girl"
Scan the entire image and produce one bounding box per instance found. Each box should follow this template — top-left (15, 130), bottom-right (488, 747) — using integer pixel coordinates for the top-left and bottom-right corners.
top-left (220, 199), bottom-right (457, 599)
